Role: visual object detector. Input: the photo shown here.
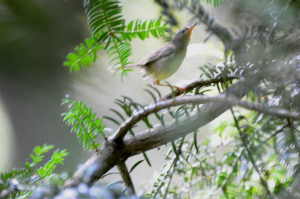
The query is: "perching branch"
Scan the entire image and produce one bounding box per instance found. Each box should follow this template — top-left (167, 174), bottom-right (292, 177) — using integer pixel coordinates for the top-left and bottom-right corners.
top-left (64, 79), bottom-right (249, 187)
top-left (164, 75), bottom-right (240, 99)
top-left (111, 90), bottom-right (300, 142)
top-left (64, 79), bottom-right (300, 187)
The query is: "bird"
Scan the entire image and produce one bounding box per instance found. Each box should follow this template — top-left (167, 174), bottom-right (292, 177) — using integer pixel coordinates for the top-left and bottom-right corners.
top-left (112, 23), bottom-right (196, 93)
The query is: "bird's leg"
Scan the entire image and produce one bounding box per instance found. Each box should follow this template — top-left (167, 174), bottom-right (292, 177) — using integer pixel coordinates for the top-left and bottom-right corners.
top-left (153, 79), bottom-right (185, 94)
top-left (151, 79), bottom-right (163, 101)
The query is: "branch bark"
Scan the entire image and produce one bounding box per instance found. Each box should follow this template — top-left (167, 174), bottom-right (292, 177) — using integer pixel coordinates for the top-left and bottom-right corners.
top-left (111, 89), bottom-right (300, 142)
top-left (64, 80), bottom-right (248, 187)
top-left (163, 75), bottom-right (239, 99)
top-left (230, 108), bottom-right (274, 199)
top-left (64, 78), bottom-right (300, 188)
top-left (117, 162), bottom-right (135, 195)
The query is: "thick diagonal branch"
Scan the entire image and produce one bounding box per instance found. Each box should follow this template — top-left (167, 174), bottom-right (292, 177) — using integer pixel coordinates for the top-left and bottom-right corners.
top-left (64, 79), bottom-right (299, 188)
top-left (63, 80), bottom-right (246, 187)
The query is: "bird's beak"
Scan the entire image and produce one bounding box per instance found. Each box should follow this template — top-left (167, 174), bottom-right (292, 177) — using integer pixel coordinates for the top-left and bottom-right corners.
top-left (189, 23), bottom-right (197, 31)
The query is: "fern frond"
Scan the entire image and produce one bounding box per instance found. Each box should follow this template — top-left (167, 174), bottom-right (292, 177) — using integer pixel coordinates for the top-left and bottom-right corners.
top-left (28, 144), bottom-right (54, 167)
top-left (120, 18), bottom-right (167, 40)
top-left (62, 97), bottom-right (105, 151)
top-left (84, 0), bottom-right (124, 36)
top-left (65, 0), bottom-right (169, 76)
top-left (84, 0), bottom-right (133, 71)
top-left (0, 169), bottom-right (30, 182)
top-left (107, 37), bottom-right (132, 69)
top-left (200, 0), bottom-right (222, 6)
top-left (64, 34), bottom-right (104, 72)
top-left (37, 149), bottom-right (69, 178)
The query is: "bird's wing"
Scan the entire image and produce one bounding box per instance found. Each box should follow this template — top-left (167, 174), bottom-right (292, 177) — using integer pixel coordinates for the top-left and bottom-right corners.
top-left (136, 43), bottom-right (177, 66)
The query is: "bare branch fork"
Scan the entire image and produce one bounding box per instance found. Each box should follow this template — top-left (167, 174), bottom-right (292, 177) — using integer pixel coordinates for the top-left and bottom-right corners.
top-left (64, 79), bottom-right (300, 188)
top-left (64, 79), bottom-right (247, 188)
top-left (110, 75), bottom-right (239, 194)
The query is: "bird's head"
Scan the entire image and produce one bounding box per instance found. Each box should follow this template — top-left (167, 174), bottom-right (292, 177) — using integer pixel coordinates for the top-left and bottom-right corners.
top-left (171, 23), bottom-right (197, 49)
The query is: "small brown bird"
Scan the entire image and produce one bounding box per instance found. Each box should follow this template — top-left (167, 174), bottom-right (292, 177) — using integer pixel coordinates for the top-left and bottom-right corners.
top-left (113, 23), bottom-right (196, 92)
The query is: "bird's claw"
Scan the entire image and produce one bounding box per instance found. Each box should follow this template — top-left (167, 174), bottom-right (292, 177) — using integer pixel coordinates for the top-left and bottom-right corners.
top-left (175, 87), bottom-right (185, 94)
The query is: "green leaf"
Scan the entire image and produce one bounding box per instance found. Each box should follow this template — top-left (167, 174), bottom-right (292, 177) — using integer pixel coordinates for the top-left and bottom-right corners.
top-left (101, 171), bottom-right (120, 179)
top-left (30, 144), bottom-right (54, 166)
top-left (171, 141), bottom-right (179, 159)
top-left (120, 18), bottom-right (167, 40)
top-left (84, 0), bottom-right (125, 36)
top-left (193, 131), bottom-right (199, 152)
top-left (107, 38), bottom-right (132, 70)
top-left (64, 34), bottom-right (104, 72)
top-left (37, 149), bottom-right (69, 178)
top-left (105, 180), bottom-right (123, 189)
top-left (143, 152), bottom-right (152, 167)
top-left (62, 97), bottom-right (105, 151)
top-left (129, 160), bottom-right (144, 173)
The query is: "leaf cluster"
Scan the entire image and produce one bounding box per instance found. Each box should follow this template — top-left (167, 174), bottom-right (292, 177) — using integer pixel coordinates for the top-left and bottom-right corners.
top-left (64, 0), bottom-right (167, 76)
top-left (62, 97), bottom-right (105, 151)
top-left (147, 111), bottom-right (296, 198)
top-left (64, 34), bottom-right (104, 72)
top-left (62, 0), bottom-right (300, 197)
top-left (0, 144), bottom-right (68, 198)
top-left (120, 19), bottom-right (166, 40)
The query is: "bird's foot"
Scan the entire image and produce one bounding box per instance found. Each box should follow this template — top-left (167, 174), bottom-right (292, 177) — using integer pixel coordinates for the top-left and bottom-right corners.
top-left (175, 87), bottom-right (185, 94)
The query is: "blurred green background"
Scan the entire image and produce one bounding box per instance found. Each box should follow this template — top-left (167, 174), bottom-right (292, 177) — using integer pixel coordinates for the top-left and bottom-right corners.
top-left (0, 0), bottom-right (86, 171)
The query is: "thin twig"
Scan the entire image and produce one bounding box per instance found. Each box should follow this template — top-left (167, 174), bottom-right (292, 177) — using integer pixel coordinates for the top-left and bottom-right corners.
top-left (117, 162), bottom-right (136, 195)
top-left (164, 75), bottom-right (240, 100)
top-left (221, 149), bottom-right (245, 197)
top-left (152, 137), bottom-right (185, 199)
top-left (229, 108), bottom-right (274, 199)
top-left (171, 0), bottom-right (234, 48)
top-left (163, 137), bottom-right (185, 199)
top-left (261, 124), bottom-right (288, 145)
top-left (287, 119), bottom-right (300, 155)
top-left (63, 80), bottom-right (253, 187)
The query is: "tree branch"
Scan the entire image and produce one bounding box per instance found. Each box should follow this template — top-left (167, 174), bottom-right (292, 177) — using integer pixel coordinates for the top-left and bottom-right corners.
top-left (111, 90), bottom-right (300, 142)
top-left (261, 124), bottom-right (288, 145)
top-left (164, 75), bottom-right (240, 99)
top-left (63, 80), bottom-right (248, 187)
top-left (182, 2), bottom-right (233, 47)
top-left (64, 79), bottom-right (300, 188)
top-left (230, 109), bottom-right (274, 199)
top-left (155, 0), bottom-right (235, 50)
top-left (117, 162), bottom-right (135, 195)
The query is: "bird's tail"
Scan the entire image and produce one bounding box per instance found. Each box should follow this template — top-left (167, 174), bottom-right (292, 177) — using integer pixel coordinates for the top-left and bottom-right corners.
top-left (108, 64), bottom-right (140, 72)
